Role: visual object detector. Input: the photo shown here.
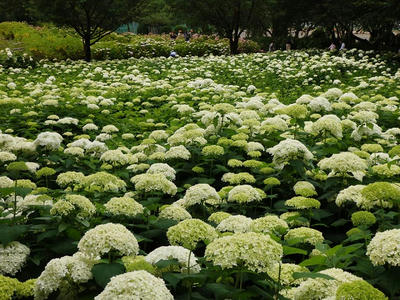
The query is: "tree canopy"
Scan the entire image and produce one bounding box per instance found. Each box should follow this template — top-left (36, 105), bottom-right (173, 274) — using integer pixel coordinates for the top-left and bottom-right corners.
top-left (35, 0), bottom-right (143, 61)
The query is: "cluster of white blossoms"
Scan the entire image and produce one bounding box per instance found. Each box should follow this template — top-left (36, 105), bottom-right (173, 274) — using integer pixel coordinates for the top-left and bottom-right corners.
top-left (131, 173), bottom-right (177, 195)
top-left (146, 163), bottom-right (176, 180)
top-left (99, 149), bottom-right (129, 166)
top-left (56, 171), bottom-right (85, 188)
top-left (78, 223), bottom-right (139, 258)
top-left (318, 152), bottom-right (368, 181)
top-left (0, 241), bottom-right (30, 275)
top-left (81, 171), bottom-right (127, 192)
top-left (165, 145), bottom-right (191, 160)
top-left (34, 132), bottom-right (63, 150)
top-left (0, 151), bottom-right (17, 163)
top-left (250, 215), bottom-right (289, 236)
top-left (180, 183), bottom-right (220, 207)
top-left (227, 184), bottom-right (265, 203)
top-left (104, 196), bottom-right (144, 217)
top-left (216, 215), bottom-right (253, 233)
top-left (0, 176), bottom-right (13, 188)
top-left (158, 204), bottom-right (192, 221)
top-left (285, 268), bottom-right (362, 300)
top-left (309, 114), bottom-right (343, 139)
top-left (34, 252), bottom-right (97, 300)
top-left (267, 139), bottom-right (314, 169)
top-left (145, 246), bottom-right (201, 273)
top-left (94, 271), bottom-right (173, 300)
top-left (367, 229), bottom-right (400, 266)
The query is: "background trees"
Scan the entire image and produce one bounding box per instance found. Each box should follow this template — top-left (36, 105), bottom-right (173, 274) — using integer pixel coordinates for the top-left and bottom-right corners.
top-left (34, 0), bottom-right (143, 61)
top-left (168, 0), bottom-right (271, 54)
top-left (0, 0), bottom-right (399, 54)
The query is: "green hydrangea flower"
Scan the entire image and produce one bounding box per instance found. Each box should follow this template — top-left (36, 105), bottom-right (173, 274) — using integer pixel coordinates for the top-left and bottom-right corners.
top-left (167, 219), bottom-right (218, 250)
top-left (122, 256), bottom-right (156, 275)
top-left (284, 227), bottom-right (324, 246)
top-left (285, 196), bottom-right (321, 210)
top-left (336, 280), bottom-right (387, 300)
top-left (351, 211), bottom-right (376, 227)
top-left (263, 177), bottom-right (281, 187)
top-left (361, 182), bottom-right (400, 209)
top-left (205, 232), bottom-right (283, 273)
top-left (202, 145), bottom-right (224, 157)
top-left (36, 167), bottom-right (56, 178)
top-left (293, 181), bottom-right (317, 197)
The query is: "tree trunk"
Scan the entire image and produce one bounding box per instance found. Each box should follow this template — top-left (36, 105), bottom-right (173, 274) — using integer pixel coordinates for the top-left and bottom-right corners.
top-left (229, 37), bottom-right (239, 55)
top-left (83, 36), bottom-right (91, 62)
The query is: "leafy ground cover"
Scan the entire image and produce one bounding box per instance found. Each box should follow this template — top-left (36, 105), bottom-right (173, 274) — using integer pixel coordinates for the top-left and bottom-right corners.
top-left (0, 49), bottom-right (400, 299)
top-left (0, 22), bottom-right (260, 63)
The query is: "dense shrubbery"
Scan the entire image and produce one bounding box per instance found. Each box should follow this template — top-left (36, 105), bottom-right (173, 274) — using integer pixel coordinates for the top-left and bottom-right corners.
top-left (0, 22), bottom-right (260, 63)
top-left (1, 50), bottom-right (400, 299)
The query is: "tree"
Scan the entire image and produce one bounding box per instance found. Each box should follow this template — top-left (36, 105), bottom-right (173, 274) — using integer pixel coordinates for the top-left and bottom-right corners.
top-left (0, 0), bottom-right (41, 23)
top-left (168, 0), bottom-right (271, 54)
top-left (36, 0), bottom-right (142, 61)
top-left (135, 0), bottom-right (176, 33)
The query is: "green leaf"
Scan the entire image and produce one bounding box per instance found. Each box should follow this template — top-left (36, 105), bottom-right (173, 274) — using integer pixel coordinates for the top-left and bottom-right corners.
top-left (66, 228), bottom-right (82, 240)
top-left (50, 239), bottom-right (77, 254)
top-left (92, 263), bottom-right (125, 288)
top-left (283, 245), bottom-right (308, 255)
top-left (0, 188), bottom-right (15, 197)
top-left (299, 255), bottom-right (326, 267)
top-left (15, 187), bottom-right (32, 197)
top-left (0, 225), bottom-right (27, 245)
top-left (331, 218), bottom-right (348, 227)
top-left (292, 272), bottom-right (335, 281)
top-left (205, 283), bottom-right (234, 300)
top-left (155, 258), bottom-right (180, 269)
top-left (37, 229), bottom-right (58, 242)
top-left (163, 272), bottom-right (184, 289)
top-left (58, 223), bottom-right (69, 233)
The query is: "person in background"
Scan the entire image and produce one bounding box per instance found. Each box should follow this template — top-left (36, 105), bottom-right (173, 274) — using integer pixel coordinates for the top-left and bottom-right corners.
top-left (329, 42), bottom-right (336, 51)
top-left (269, 41), bottom-right (275, 52)
top-left (184, 30), bottom-right (192, 42)
top-left (339, 41), bottom-right (346, 51)
top-left (285, 41), bottom-right (292, 51)
top-left (169, 31), bottom-right (177, 40)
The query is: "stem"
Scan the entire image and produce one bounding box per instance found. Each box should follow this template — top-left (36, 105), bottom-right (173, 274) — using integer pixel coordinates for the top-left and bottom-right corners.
top-left (187, 250), bottom-right (191, 274)
top-left (274, 262), bottom-right (282, 299)
top-left (239, 270), bottom-right (243, 290)
top-left (187, 250), bottom-right (192, 300)
top-left (13, 180), bottom-right (17, 224)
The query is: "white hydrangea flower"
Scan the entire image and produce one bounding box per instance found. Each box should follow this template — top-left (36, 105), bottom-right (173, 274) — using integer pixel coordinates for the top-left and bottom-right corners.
top-left (145, 246), bottom-right (201, 273)
top-left (78, 223), bottom-right (139, 258)
top-left (318, 152), bottom-right (367, 181)
top-left (34, 132), bottom-right (63, 150)
top-left (95, 271), bottom-right (173, 300)
top-left (367, 229), bottom-right (400, 266)
top-left (267, 139), bottom-right (314, 169)
top-left (217, 215), bottom-right (253, 233)
top-left (181, 184), bottom-right (221, 207)
top-left (0, 241), bottom-right (30, 275)
top-left (146, 163), bottom-right (176, 180)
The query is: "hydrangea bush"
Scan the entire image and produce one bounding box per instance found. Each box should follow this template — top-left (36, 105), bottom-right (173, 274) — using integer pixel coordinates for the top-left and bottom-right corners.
top-left (0, 49), bottom-right (399, 298)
